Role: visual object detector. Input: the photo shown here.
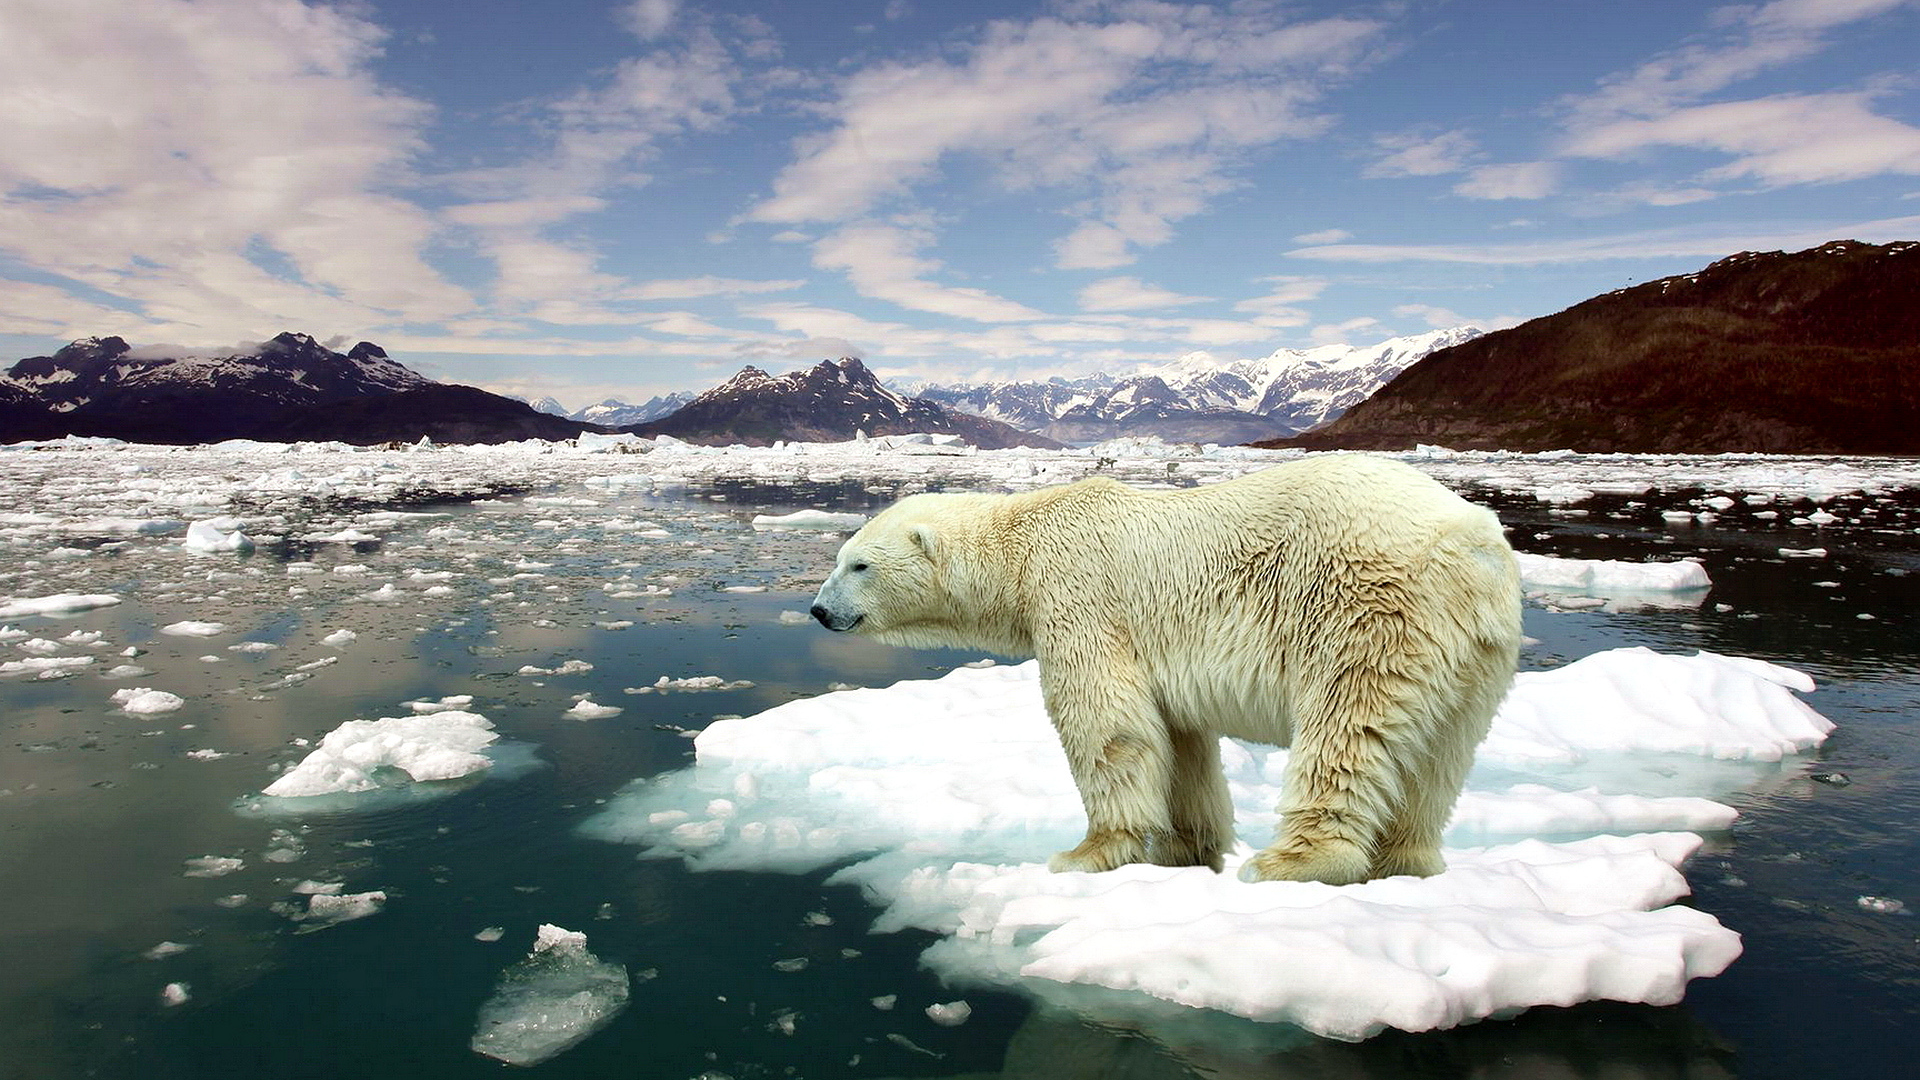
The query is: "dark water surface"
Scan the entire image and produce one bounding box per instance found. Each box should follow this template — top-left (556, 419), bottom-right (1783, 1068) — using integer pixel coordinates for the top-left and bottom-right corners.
top-left (2, 477), bottom-right (1917, 1080)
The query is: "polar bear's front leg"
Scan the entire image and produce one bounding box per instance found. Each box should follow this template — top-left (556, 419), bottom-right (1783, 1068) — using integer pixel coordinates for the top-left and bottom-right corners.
top-left (1039, 663), bottom-right (1172, 874)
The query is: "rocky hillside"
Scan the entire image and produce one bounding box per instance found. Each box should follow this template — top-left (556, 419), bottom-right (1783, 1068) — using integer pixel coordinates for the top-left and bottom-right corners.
top-left (1275, 240), bottom-right (1920, 454)
top-left (627, 358), bottom-right (1060, 449)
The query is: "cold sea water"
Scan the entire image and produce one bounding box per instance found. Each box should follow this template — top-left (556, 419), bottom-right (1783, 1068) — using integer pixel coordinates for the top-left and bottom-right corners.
top-left (1, 443), bottom-right (1916, 1080)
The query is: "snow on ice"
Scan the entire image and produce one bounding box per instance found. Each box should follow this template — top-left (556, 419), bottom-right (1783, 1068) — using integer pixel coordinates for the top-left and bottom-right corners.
top-left (583, 648), bottom-right (1833, 1039)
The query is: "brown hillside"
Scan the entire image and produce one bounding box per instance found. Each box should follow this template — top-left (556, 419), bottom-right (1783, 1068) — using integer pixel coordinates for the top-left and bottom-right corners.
top-left (1266, 240), bottom-right (1920, 454)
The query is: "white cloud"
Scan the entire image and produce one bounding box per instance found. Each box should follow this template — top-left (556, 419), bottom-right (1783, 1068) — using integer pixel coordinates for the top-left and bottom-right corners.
top-left (1453, 162), bottom-right (1561, 200)
top-left (1310, 316), bottom-right (1384, 345)
top-left (1365, 130), bottom-right (1477, 178)
top-left (1290, 228), bottom-right (1353, 245)
top-left (1286, 214), bottom-right (1920, 264)
top-left (1556, 0), bottom-right (1918, 193)
top-left (1567, 92), bottom-right (1920, 186)
top-left (623, 276), bottom-right (806, 301)
top-left (811, 222), bottom-right (1045, 323)
top-left (619, 0), bottom-right (680, 40)
top-left (0, 0), bottom-right (470, 341)
top-left (1231, 276), bottom-right (1326, 326)
top-left (748, 7), bottom-right (1381, 267)
top-left (1076, 277), bottom-right (1209, 312)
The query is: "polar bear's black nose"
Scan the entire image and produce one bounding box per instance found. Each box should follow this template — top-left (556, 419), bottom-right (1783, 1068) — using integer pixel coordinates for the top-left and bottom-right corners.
top-left (809, 604), bottom-right (831, 628)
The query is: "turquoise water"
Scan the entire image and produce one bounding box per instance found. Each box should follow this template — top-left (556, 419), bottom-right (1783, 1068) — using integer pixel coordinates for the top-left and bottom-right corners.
top-left (2, 474), bottom-right (1916, 1079)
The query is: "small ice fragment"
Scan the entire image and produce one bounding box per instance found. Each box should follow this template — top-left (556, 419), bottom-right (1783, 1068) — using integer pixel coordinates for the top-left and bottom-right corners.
top-left (145, 941), bottom-right (194, 960)
top-left (182, 856), bottom-right (244, 878)
top-left (0, 593), bottom-right (121, 619)
top-left (565, 698), bottom-right (623, 720)
top-left (777, 610), bottom-right (812, 625)
top-left (160, 621), bottom-right (227, 638)
top-left (1810, 771), bottom-right (1852, 786)
top-left (886, 1033), bottom-right (940, 1057)
top-left (751, 510), bottom-right (868, 531)
top-left (322, 629), bottom-right (357, 647)
top-left (470, 924), bottom-right (630, 1066)
top-left (772, 957), bottom-right (808, 972)
top-left (870, 994), bottom-right (897, 1011)
top-left (161, 982), bottom-right (191, 1007)
top-left (303, 891), bottom-right (386, 927)
top-left (1858, 896), bottom-right (1905, 914)
top-left (182, 519), bottom-right (254, 554)
top-left (476, 926), bottom-right (505, 942)
top-left (112, 687), bottom-right (184, 715)
top-left (925, 1000), bottom-right (971, 1026)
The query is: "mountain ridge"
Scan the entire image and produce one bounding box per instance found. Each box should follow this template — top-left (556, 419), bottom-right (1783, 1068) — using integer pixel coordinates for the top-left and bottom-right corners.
top-left (1273, 240), bottom-right (1920, 454)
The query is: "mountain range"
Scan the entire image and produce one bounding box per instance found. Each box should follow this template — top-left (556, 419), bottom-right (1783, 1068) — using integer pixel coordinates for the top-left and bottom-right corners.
top-left (1, 333), bottom-right (591, 444)
top-left (627, 357), bottom-right (1059, 449)
top-left (901, 327), bottom-right (1481, 443)
top-left (1278, 239), bottom-right (1920, 454)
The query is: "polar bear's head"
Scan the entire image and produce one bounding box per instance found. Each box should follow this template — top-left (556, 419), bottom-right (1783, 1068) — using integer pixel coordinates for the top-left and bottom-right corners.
top-left (810, 495), bottom-right (949, 642)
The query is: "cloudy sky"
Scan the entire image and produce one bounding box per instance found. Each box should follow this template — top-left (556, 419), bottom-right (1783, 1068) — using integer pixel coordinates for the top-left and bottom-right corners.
top-left (2, 0), bottom-right (1916, 408)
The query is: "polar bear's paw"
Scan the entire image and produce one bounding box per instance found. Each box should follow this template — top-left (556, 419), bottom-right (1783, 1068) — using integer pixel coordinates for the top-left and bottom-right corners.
top-left (1047, 830), bottom-right (1149, 873)
top-left (1237, 841), bottom-right (1372, 886)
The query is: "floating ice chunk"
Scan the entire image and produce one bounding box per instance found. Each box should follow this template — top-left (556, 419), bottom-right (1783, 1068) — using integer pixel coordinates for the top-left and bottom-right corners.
top-left (778, 610), bottom-right (813, 625)
top-left (183, 856), bottom-right (244, 878)
top-left (161, 982), bottom-right (191, 1007)
top-left (301, 890), bottom-right (386, 928)
top-left (0, 593), bottom-right (121, 618)
top-left (262, 711), bottom-right (499, 798)
top-left (406, 694), bottom-right (474, 714)
top-left (470, 925), bottom-right (630, 1066)
top-left (476, 926), bottom-right (506, 942)
top-left (145, 941), bottom-right (194, 960)
top-left (322, 629), bottom-right (357, 647)
top-left (182, 518), bottom-right (254, 554)
top-left (112, 687), bottom-right (184, 715)
top-left (1484, 648), bottom-right (1831, 765)
top-left (925, 1000), bottom-right (972, 1026)
top-left (17, 637), bottom-right (61, 655)
top-left (1515, 552), bottom-right (1710, 593)
top-left (625, 674), bottom-right (753, 694)
top-left (565, 698), bottom-right (623, 720)
top-left (517, 659), bottom-right (593, 677)
top-left (160, 621), bottom-right (227, 637)
top-left (1, 655), bottom-right (94, 678)
top-left (751, 510), bottom-right (868, 531)
top-left (1779, 546), bottom-right (1827, 558)
top-left (585, 646), bottom-right (1835, 1037)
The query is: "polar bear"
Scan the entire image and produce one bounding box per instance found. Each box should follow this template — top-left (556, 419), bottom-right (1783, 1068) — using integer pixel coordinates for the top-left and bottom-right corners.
top-left (810, 455), bottom-right (1521, 885)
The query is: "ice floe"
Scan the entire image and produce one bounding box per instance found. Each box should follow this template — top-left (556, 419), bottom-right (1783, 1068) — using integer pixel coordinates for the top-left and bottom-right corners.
top-left (0, 593), bottom-right (121, 618)
top-left (751, 509), bottom-right (868, 530)
top-left (261, 711), bottom-right (500, 798)
top-left (111, 687), bottom-right (184, 715)
top-left (470, 925), bottom-right (630, 1066)
top-left (584, 647), bottom-right (1833, 1039)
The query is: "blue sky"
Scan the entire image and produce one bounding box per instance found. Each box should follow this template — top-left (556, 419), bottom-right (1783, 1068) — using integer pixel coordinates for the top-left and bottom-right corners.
top-left (2, 0), bottom-right (1917, 409)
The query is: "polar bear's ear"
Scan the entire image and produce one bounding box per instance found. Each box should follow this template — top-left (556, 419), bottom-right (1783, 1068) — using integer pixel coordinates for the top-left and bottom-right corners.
top-left (909, 523), bottom-right (942, 563)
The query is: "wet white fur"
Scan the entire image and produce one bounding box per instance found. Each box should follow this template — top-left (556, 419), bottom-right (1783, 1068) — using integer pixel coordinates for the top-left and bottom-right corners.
top-left (812, 455), bottom-right (1522, 884)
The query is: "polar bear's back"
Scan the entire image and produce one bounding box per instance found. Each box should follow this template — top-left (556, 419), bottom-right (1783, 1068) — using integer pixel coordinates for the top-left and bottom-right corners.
top-left (1021, 455), bottom-right (1518, 740)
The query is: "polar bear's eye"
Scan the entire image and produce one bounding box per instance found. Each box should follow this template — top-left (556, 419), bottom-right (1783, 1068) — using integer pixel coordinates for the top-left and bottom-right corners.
top-left (851, 562), bottom-right (870, 572)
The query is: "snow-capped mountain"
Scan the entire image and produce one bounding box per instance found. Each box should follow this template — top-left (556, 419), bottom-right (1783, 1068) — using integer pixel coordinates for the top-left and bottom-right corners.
top-left (2, 333), bottom-right (591, 445)
top-left (526, 395), bottom-right (570, 417)
top-left (908, 326), bottom-right (1482, 443)
top-left (629, 358), bottom-right (1059, 449)
top-left (571, 393), bottom-right (696, 427)
top-left (5, 332), bottom-right (433, 415)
